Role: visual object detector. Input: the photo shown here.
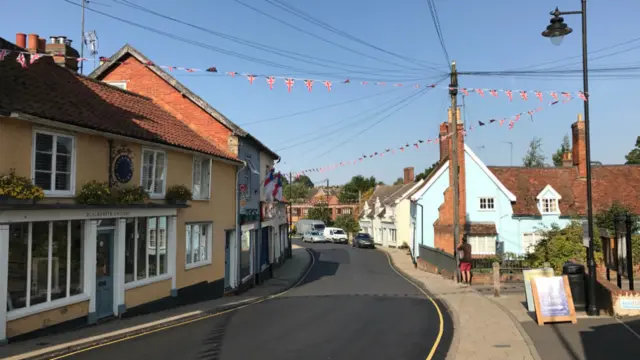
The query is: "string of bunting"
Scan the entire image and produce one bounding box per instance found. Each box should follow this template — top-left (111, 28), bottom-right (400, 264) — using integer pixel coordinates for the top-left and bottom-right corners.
top-left (292, 97), bottom-right (575, 178)
top-left (0, 48), bottom-right (587, 100)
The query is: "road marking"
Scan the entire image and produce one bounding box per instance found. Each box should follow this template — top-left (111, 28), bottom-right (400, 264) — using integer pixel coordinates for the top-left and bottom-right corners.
top-left (382, 251), bottom-right (445, 360)
top-left (48, 249), bottom-right (316, 359)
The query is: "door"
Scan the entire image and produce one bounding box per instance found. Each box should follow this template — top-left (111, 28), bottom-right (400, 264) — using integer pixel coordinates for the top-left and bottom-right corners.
top-left (224, 232), bottom-right (231, 289)
top-left (96, 229), bottom-right (115, 319)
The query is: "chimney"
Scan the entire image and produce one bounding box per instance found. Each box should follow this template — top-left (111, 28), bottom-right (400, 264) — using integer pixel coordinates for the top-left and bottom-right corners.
top-left (439, 107), bottom-right (461, 161)
top-left (27, 34), bottom-right (39, 52)
top-left (403, 167), bottom-right (415, 184)
top-left (571, 113), bottom-right (587, 177)
top-left (15, 33), bottom-right (26, 48)
top-left (38, 38), bottom-right (46, 53)
top-left (45, 35), bottom-right (80, 72)
top-left (562, 151), bottom-right (573, 167)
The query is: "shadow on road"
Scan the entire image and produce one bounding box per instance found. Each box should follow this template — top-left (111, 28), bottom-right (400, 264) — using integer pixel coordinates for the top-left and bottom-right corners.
top-left (197, 312), bottom-right (236, 360)
top-left (297, 248), bottom-right (341, 286)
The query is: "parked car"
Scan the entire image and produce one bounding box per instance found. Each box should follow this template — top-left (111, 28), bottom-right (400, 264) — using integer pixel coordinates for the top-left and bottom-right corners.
top-left (352, 233), bottom-right (375, 248)
top-left (324, 227), bottom-right (348, 244)
top-left (303, 231), bottom-right (326, 243)
top-left (296, 219), bottom-right (326, 237)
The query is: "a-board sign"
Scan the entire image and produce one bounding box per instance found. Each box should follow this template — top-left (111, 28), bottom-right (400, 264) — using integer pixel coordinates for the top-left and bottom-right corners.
top-left (523, 268), bottom-right (554, 312)
top-left (531, 276), bottom-right (577, 326)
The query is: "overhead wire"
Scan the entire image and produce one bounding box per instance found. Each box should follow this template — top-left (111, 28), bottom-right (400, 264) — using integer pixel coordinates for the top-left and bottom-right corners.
top-left (425, 0), bottom-right (450, 67)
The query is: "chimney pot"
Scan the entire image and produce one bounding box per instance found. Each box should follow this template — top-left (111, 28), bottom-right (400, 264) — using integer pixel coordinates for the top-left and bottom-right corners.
top-left (403, 167), bottom-right (415, 184)
top-left (27, 34), bottom-right (39, 51)
top-left (562, 151), bottom-right (573, 167)
top-left (38, 38), bottom-right (46, 53)
top-left (15, 33), bottom-right (26, 48)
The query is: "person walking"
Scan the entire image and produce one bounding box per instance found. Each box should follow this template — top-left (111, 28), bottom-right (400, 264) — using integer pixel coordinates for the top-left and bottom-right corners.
top-left (457, 238), bottom-right (472, 285)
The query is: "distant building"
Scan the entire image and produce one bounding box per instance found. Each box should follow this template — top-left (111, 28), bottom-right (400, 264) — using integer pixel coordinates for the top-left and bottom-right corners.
top-left (290, 187), bottom-right (358, 228)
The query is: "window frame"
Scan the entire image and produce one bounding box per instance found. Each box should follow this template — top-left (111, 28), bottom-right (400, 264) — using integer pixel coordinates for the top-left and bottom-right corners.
top-left (140, 148), bottom-right (168, 199)
top-left (124, 217), bottom-right (171, 290)
top-left (522, 231), bottom-right (544, 254)
top-left (467, 235), bottom-right (497, 255)
top-left (192, 156), bottom-right (212, 200)
top-left (31, 129), bottom-right (77, 197)
top-left (479, 197), bottom-right (495, 211)
top-left (185, 222), bottom-right (213, 270)
top-left (105, 81), bottom-right (127, 90)
top-left (539, 198), bottom-right (560, 215)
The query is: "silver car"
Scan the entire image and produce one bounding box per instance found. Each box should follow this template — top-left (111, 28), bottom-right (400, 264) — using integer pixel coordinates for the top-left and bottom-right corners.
top-left (303, 231), bottom-right (326, 243)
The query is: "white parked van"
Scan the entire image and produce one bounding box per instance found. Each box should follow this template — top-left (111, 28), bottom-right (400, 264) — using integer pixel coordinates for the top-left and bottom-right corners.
top-left (324, 227), bottom-right (348, 244)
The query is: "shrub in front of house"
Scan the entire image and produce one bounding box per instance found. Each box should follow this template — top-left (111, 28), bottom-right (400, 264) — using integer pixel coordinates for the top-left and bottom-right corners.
top-left (0, 169), bottom-right (45, 203)
top-left (165, 184), bottom-right (193, 205)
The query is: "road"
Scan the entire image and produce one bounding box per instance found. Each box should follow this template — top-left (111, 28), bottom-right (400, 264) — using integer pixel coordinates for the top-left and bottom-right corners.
top-left (66, 242), bottom-right (453, 360)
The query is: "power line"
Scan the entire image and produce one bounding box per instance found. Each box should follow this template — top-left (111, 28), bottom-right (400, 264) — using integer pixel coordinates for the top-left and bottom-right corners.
top-left (425, 0), bottom-right (450, 67)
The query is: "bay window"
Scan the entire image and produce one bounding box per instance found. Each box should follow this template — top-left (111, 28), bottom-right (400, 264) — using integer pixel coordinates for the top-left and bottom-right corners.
top-left (7, 221), bottom-right (84, 312)
top-left (125, 217), bottom-right (169, 285)
top-left (33, 130), bottom-right (75, 196)
top-left (185, 223), bottom-right (213, 269)
top-left (141, 149), bottom-right (167, 198)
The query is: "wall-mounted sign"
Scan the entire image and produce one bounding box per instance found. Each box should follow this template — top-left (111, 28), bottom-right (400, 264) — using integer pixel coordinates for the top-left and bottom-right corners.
top-left (619, 297), bottom-right (640, 310)
top-left (113, 154), bottom-right (134, 183)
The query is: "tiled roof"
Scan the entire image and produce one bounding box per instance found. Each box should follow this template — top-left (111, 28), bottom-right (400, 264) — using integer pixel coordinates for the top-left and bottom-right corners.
top-left (0, 38), bottom-right (239, 162)
top-left (464, 223), bottom-right (497, 235)
top-left (89, 44), bottom-right (279, 159)
top-left (489, 165), bottom-right (640, 216)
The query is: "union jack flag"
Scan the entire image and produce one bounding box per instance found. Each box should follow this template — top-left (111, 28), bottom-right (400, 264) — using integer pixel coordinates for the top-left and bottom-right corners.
top-left (323, 80), bottom-right (332, 92)
top-left (304, 80), bottom-right (313, 92)
top-left (267, 77), bottom-right (276, 90)
top-left (285, 78), bottom-right (295, 92)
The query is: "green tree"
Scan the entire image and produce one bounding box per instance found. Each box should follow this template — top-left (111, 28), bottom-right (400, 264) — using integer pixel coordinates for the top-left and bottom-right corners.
top-left (527, 222), bottom-right (586, 273)
top-left (284, 182), bottom-right (310, 204)
top-left (393, 177), bottom-right (404, 185)
top-left (625, 136), bottom-right (640, 164)
top-left (307, 203), bottom-right (333, 225)
top-left (552, 134), bottom-right (571, 167)
top-left (334, 214), bottom-right (360, 239)
top-left (338, 175), bottom-right (378, 204)
top-left (415, 161), bottom-right (439, 181)
top-left (294, 175), bottom-right (314, 188)
top-left (522, 137), bottom-right (546, 168)
top-left (595, 202), bottom-right (640, 264)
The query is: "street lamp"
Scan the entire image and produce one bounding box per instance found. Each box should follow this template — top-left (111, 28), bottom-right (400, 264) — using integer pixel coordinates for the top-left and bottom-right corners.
top-left (542, 1), bottom-right (598, 316)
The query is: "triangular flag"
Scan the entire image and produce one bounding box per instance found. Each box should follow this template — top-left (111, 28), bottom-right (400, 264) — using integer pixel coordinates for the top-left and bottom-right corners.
top-left (490, 90), bottom-right (498, 97)
top-left (304, 80), bottom-right (313, 92)
top-left (16, 53), bottom-right (27, 68)
top-left (285, 78), bottom-right (295, 92)
top-left (29, 53), bottom-right (42, 65)
top-left (247, 75), bottom-right (256, 84)
top-left (505, 90), bottom-right (513, 101)
top-left (0, 49), bottom-right (9, 61)
top-left (323, 80), bottom-right (332, 92)
top-left (476, 89), bottom-right (485, 97)
top-left (478, 121), bottom-right (485, 126)
top-left (520, 91), bottom-right (528, 101)
top-left (535, 91), bottom-right (543, 101)
top-left (206, 66), bottom-right (218, 72)
top-left (267, 76), bottom-right (275, 90)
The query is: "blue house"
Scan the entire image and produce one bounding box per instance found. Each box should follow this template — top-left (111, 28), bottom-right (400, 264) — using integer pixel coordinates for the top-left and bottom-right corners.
top-left (411, 113), bottom-right (640, 261)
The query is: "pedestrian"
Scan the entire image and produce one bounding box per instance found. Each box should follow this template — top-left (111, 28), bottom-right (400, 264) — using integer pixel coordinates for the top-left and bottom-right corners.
top-left (457, 237), bottom-right (472, 285)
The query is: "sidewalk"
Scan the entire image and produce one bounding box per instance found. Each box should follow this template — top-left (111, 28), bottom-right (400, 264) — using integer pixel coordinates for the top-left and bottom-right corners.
top-left (0, 246), bottom-right (312, 360)
top-left (380, 247), bottom-right (539, 360)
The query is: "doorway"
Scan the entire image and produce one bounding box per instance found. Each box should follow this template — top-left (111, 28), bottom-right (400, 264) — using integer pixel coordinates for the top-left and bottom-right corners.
top-left (96, 228), bottom-right (115, 319)
top-left (224, 231), bottom-right (232, 289)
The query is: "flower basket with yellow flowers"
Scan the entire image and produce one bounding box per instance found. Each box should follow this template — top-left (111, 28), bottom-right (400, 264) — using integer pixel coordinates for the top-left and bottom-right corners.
top-left (0, 169), bottom-right (45, 204)
top-left (165, 185), bottom-right (192, 205)
top-left (115, 186), bottom-right (150, 205)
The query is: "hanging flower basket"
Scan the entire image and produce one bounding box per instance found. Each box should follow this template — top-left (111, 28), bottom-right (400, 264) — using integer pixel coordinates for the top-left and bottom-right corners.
top-left (165, 185), bottom-right (192, 206)
top-left (0, 169), bottom-right (44, 205)
top-left (0, 196), bottom-right (36, 205)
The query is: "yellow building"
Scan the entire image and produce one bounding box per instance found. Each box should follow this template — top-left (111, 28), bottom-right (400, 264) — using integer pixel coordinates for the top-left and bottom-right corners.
top-left (0, 38), bottom-right (242, 341)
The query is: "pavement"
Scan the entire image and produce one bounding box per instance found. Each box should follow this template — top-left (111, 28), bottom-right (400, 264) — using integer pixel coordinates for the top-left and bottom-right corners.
top-left (3, 241), bottom-right (453, 360)
top-left (380, 247), bottom-right (540, 360)
top-left (1, 246), bottom-right (312, 360)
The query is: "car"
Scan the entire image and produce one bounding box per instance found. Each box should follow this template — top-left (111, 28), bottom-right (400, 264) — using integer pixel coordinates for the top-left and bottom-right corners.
top-left (324, 227), bottom-right (348, 244)
top-left (303, 231), bottom-right (326, 243)
top-left (352, 233), bottom-right (375, 248)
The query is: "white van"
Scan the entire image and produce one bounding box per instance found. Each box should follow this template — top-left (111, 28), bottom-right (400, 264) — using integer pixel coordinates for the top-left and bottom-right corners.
top-left (324, 227), bottom-right (348, 244)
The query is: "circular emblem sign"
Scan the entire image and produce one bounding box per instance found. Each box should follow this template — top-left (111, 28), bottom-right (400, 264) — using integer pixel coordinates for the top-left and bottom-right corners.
top-left (114, 154), bottom-right (134, 183)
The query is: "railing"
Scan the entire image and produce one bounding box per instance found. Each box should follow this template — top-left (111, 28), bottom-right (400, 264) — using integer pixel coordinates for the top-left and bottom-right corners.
top-left (471, 255), bottom-right (532, 283)
top-left (418, 245), bottom-right (456, 275)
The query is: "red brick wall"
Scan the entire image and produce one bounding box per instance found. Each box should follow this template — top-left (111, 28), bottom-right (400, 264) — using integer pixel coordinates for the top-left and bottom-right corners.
top-left (100, 55), bottom-right (233, 153)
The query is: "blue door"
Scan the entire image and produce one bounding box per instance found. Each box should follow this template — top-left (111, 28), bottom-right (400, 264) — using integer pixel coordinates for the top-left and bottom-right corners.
top-left (96, 229), bottom-right (114, 319)
top-left (224, 232), bottom-right (231, 289)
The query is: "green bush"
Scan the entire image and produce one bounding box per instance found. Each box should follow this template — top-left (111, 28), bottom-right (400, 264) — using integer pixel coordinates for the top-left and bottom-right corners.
top-left (165, 185), bottom-right (193, 203)
top-left (76, 181), bottom-right (111, 205)
top-left (115, 186), bottom-right (149, 204)
top-left (527, 221), bottom-right (587, 273)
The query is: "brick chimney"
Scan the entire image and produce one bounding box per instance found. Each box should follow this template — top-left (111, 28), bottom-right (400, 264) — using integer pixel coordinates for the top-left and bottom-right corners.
top-left (45, 36), bottom-right (80, 72)
top-left (403, 167), bottom-right (415, 184)
top-left (562, 151), bottom-right (573, 167)
top-left (571, 113), bottom-right (587, 177)
top-left (439, 107), bottom-right (461, 161)
top-left (15, 33), bottom-right (26, 48)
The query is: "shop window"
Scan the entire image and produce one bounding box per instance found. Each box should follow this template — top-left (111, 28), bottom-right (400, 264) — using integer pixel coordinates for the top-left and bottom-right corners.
top-left (33, 130), bottom-right (75, 196)
top-left (141, 148), bottom-right (167, 198)
top-left (185, 223), bottom-right (213, 268)
top-left (7, 221), bottom-right (84, 312)
top-left (192, 157), bottom-right (211, 200)
top-left (125, 217), bottom-right (168, 285)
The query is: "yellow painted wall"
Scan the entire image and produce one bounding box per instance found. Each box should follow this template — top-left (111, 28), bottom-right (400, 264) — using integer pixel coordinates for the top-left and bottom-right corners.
top-left (125, 280), bottom-right (172, 308)
top-left (6, 301), bottom-right (89, 338)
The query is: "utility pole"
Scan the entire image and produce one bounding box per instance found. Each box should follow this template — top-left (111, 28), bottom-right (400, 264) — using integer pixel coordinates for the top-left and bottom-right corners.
top-left (450, 60), bottom-right (461, 283)
top-left (288, 172), bottom-right (293, 257)
top-left (80, 0), bottom-right (86, 75)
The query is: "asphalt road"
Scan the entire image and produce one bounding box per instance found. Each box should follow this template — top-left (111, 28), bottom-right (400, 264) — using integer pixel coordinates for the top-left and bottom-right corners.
top-left (67, 242), bottom-right (453, 360)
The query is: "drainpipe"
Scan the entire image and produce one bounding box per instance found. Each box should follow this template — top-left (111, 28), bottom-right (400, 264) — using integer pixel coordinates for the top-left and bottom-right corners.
top-left (235, 160), bottom-right (247, 290)
top-left (107, 139), bottom-right (114, 188)
top-left (413, 200), bottom-right (424, 268)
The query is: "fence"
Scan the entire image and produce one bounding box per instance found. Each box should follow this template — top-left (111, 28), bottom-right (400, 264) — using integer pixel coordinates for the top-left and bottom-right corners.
top-left (471, 256), bottom-right (532, 283)
top-left (418, 244), bottom-right (456, 277)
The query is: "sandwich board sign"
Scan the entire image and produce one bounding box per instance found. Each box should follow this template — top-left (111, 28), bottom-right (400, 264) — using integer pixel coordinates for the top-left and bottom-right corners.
top-left (523, 268), bottom-right (554, 312)
top-left (531, 275), bottom-right (577, 325)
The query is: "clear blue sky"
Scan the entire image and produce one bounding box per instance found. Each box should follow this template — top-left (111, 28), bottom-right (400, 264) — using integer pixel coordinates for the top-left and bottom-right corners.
top-left (3, 0), bottom-right (640, 185)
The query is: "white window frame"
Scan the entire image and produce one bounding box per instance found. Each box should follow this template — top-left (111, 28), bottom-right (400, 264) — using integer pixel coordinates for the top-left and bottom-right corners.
top-left (536, 185), bottom-right (562, 215)
top-left (522, 231), bottom-right (544, 254)
top-left (6, 221), bottom-right (88, 321)
top-left (105, 81), bottom-right (127, 90)
top-left (32, 129), bottom-right (76, 197)
top-left (479, 197), bottom-right (495, 211)
top-left (468, 235), bottom-right (497, 255)
top-left (192, 157), bottom-right (212, 200)
top-left (124, 217), bottom-right (171, 290)
top-left (140, 148), bottom-right (168, 199)
top-left (185, 222), bottom-right (213, 270)
top-left (539, 198), bottom-right (560, 215)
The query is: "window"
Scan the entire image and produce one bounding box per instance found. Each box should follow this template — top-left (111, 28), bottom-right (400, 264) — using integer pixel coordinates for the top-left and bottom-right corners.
top-left (293, 208), bottom-right (301, 216)
top-left (343, 208), bottom-right (352, 215)
top-left (33, 131), bottom-right (75, 196)
top-left (389, 229), bottom-right (397, 244)
top-left (240, 230), bottom-right (253, 280)
top-left (303, 208), bottom-right (309, 216)
top-left (540, 198), bottom-right (559, 214)
top-left (124, 217), bottom-right (168, 284)
top-left (185, 223), bottom-right (212, 268)
top-left (336, 208), bottom-right (342, 215)
top-left (522, 232), bottom-right (544, 254)
top-left (7, 221), bottom-right (84, 312)
top-left (467, 235), bottom-right (497, 255)
top-left (105, 81), bottom-right (127, 90)
top-left (479, 197), bottom-right (495, 210)
top-left (141, 149), bottom-right (167, 197)
top-left (192, 157), bottom-right (211, 200)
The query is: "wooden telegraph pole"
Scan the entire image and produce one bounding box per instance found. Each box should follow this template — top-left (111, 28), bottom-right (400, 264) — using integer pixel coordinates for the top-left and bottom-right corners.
top-left (450, 61), bottom-right (461, 283)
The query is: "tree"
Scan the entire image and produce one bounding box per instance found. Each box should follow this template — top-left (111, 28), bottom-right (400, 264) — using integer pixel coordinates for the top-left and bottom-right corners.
top-left (393, 177), bottom-right (404, 185)
top-left (334, 214), bottom-right (360, 239)
top-left (527, 222), bottom-right (587, 273)
top-left (338, 175), bottom-right (378, 204)
top-left (307, 203), bottom-right (333, 225)
top-left (294, 175), bottom-right (314, 188)
top-left (625, 136), bottom-right (640, 164)
top-left (284, 182), bottom-right (310, 204)
top-left (522, 137), bottom-right (546, 168)
top-left (415, 161), bottom-right (439, 181)
top-left (552, 134), bottom-right (571, 167)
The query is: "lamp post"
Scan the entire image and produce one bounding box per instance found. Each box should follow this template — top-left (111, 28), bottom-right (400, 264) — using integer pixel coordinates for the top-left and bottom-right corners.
top-left (542, 1), bottom-right (597, 316)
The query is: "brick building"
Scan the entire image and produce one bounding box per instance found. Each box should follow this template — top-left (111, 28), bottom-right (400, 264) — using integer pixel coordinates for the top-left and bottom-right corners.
top-left (290, 187), bottom-right (359, 228)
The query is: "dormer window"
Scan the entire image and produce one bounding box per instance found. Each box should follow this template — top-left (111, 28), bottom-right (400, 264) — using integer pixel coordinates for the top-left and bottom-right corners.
top-left (536, 185), bottom-right (562, 215)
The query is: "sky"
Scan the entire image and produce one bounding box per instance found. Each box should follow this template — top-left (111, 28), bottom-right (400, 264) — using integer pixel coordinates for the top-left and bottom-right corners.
top-left (2, 0), bottom-right (640, 185)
